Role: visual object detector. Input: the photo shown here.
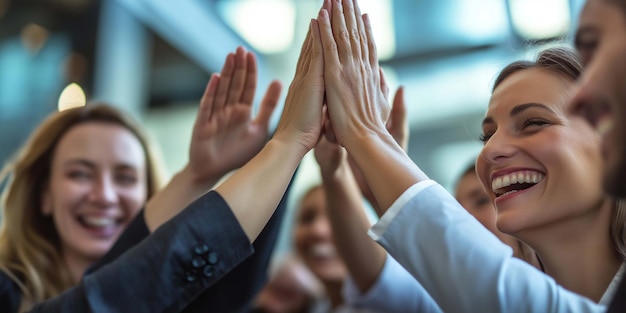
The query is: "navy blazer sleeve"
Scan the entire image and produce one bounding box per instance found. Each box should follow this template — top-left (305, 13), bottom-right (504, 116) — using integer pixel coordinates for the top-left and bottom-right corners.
top-left (88, 178), bottom-right (292, 313)
top-left (30, 191), bottom-right (253, 313)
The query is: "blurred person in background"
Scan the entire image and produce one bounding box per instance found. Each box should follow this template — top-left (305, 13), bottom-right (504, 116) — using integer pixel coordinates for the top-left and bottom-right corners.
top-left (0, 46), bottom-right (291, 312)
top-left (454, 163), bottom-right (541, 269)
top-left (252, 254), bottom-right (322, 313)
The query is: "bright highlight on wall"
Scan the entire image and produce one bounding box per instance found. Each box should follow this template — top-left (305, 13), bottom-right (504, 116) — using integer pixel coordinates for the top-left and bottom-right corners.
top-left (509, 0), bottom-right (570, 39)
top-left (359, 0), bottom-right (395, 61)
top-left (218, 0), bottom-right (296, 54)
top-left (58, 83), bottom-right (86, 111)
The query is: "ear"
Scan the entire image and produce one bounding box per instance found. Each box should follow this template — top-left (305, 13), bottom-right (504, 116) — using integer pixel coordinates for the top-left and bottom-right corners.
top-left (41, 188), bottom-right (53, 216)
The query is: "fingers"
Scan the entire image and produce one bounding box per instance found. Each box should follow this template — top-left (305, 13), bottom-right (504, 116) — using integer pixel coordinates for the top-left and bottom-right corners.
top-left (387, 87), bottom-right (409, 151)
top-left (214, 53), bottom-right (235, 112)
top-left (353, 0), bottom-right (368, 61)
top-left (331, 0), bottom-right (351, 63)
top-left (255, 80), bottom-right (282, 128)
top-left (342, 0), bottom-right (361, 59)
top-left (318, 7), bottom-right (340, 72)
top-left (324, 116), bottom-right (338, 144)
top-left (226, 47), bottom-right (248, 105)
top-left (379, 68), bottom-right (390, 99)
top-left (309, 19), bottom-right (324, 76)
top-left (362, 14), bottom-right (378, 68)
top-left (295, 26), bottom-right (313, 75)
top-left (197, 74), bottom-right (220, 122)
top-left (240, 52), bottom-right (258, 106)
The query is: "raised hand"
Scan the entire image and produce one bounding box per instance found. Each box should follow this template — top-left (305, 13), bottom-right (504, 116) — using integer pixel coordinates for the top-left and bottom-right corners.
top-left (314, 136), bottom-right (347, 177)
top-left (273, 19), bottom-right (325, 153)
top-left (317, 0), bottom-right (390, 149)
top-left (215, 20), bottom-right (326, 241)
top-left (347, 86), bottom-right (409, 213)
top-left (188, 46), bottom-right (282, 182)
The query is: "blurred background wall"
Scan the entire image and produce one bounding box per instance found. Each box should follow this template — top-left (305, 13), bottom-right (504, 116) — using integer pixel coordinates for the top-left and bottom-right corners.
top-left (0, 0), bottom-right (585, 250)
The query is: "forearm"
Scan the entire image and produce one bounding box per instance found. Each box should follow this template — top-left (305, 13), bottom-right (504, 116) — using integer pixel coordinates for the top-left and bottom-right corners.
top-left (373, 184), bottom-right (604, 313)
top-left (216, 139), bottom-right (307, 242)
top-left (345, 131), bottom-right (429, 214)
top-left (321, 159), bottom-right (386, 293)
top-left (144, 166), bottom-right (219, 232)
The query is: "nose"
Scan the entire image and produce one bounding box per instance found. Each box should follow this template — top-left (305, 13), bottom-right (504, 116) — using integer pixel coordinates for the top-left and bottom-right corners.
top-left (479, 130), bottom-right (518, 164)
top-left (567, 76), bottom-right (597, 127)
top-left (310, 216), bottom-right (332, 240)
top-left (88, 174), bottom-right (118, 207)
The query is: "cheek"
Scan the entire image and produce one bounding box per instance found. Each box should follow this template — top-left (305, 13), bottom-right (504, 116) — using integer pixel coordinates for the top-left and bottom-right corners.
top-left (474, 159), bottom-right (490, 190)
top-left (118, 187), bottom-right (148, 214)
top-left (48, 182), bottom-right (89, 214)
top-left (293, 229), bottom-right (307, 253)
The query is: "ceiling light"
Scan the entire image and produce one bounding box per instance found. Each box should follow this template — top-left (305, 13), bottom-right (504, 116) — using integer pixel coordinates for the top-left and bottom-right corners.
top-left (509, 0), bottom-right (570, 40)
top-left (218, 0), bottom-right (295, 54)
top-left (58, 83), bottom-right (86, 111)
top-left (359, 0), bottom-right (395, 61)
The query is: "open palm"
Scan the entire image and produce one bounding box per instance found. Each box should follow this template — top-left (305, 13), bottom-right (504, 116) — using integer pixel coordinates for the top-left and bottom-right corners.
top-left (189, 47), bottom-right (282, 181)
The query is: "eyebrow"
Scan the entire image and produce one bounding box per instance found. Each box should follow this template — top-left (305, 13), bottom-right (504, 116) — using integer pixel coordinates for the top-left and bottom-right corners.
top-left (63, 159), bottom-right (96, 169)
top-left (482, 103), bottom-right (555, 126)
top-left (63, 159), bottom-right (138, 170)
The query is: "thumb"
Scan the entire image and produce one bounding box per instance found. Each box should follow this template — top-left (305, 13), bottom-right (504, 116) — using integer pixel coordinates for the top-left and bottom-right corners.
top-left (255, 80), bottom-right (282, 128)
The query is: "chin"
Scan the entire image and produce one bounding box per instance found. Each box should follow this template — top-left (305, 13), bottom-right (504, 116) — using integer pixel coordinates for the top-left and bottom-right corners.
top-left (81, 243), bottom-right (114, 260)
top-left (495, 212), bottom-right (526, 237)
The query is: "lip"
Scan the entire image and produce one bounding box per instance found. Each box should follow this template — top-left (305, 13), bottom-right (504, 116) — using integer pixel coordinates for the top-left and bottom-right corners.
top-left (494, 182), bottom-right (540, 205)
top-left (76, 214), bottom-right (124, 239)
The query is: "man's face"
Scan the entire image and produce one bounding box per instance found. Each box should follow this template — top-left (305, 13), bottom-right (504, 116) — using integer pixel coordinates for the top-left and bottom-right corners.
top-left (570, 0), bottom-right (626, 196)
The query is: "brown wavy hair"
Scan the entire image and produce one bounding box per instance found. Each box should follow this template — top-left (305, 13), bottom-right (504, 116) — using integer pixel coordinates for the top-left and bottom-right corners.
top-left (0, 103), bottom-right (166, 310)
top-left (493, 46), bottom-right (626, 262)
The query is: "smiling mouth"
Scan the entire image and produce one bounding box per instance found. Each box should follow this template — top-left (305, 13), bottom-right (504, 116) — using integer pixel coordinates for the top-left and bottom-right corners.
top-left (492, 170), bottom-right (544, 198)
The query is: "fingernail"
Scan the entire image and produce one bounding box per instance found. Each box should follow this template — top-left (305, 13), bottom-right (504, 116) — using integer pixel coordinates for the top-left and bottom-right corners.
top-left (320, 8), bottom-right (328, 19)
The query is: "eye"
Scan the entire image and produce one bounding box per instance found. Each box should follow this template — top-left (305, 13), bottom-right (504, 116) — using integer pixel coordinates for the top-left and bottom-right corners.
top-left (115, 173), bottom-right (138, 185)
top-left (474, 196), bottom-right (490, 209)
top-left (575, 32), bottom-right (598, 66)
top-left (521, 118), bottom-right (550, 130)
top-left (68, 170), bottom-right (92, 181)
top-left (479, 132), bottom-right (493, 144)
top-left (299, 209), bottom-right (316, 225)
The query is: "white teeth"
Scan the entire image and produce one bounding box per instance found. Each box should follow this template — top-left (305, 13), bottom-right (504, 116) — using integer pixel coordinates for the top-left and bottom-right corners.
top-left (310, 244), bottom-right (336, 258)
top-left (596, 116), bottom-right (613, 137)
top-left (491, 170), bottom-right (545, 194)
top-left (82, 217), bottom-right (115, 228)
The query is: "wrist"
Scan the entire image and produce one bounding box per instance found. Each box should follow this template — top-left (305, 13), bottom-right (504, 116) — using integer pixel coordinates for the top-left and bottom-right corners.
top-left (179, 165), bottom-right (220, 191)
top-left (270, 133), bottom-right (312, 160)
top-left (319, 158), bottom-right (349, 182)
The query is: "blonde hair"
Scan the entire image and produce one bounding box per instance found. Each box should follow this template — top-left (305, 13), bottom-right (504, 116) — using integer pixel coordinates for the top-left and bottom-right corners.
top-left (0, 104), bottom-right (166, 310)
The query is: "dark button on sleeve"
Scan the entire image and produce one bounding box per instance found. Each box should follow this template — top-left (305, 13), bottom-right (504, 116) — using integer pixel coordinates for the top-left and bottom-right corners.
top-left (194, 244), bottom-right (210, 255)
top-left (192, 257), bottom-right (206, 269)
top-left (185, 272), bottom-right (197, 283)
top-left (202, 265), bottom-right (214, 278)
top-left (207, 252), bottom-right (219, 265)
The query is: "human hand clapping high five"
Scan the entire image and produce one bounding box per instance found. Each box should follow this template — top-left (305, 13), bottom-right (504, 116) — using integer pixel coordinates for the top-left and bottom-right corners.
top-left (316, 0), bottom-right (390, 150)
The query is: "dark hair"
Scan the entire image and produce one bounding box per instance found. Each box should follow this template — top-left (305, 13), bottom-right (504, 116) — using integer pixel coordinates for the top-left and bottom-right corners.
top-left (493, 46), bottom-right (582, 91)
